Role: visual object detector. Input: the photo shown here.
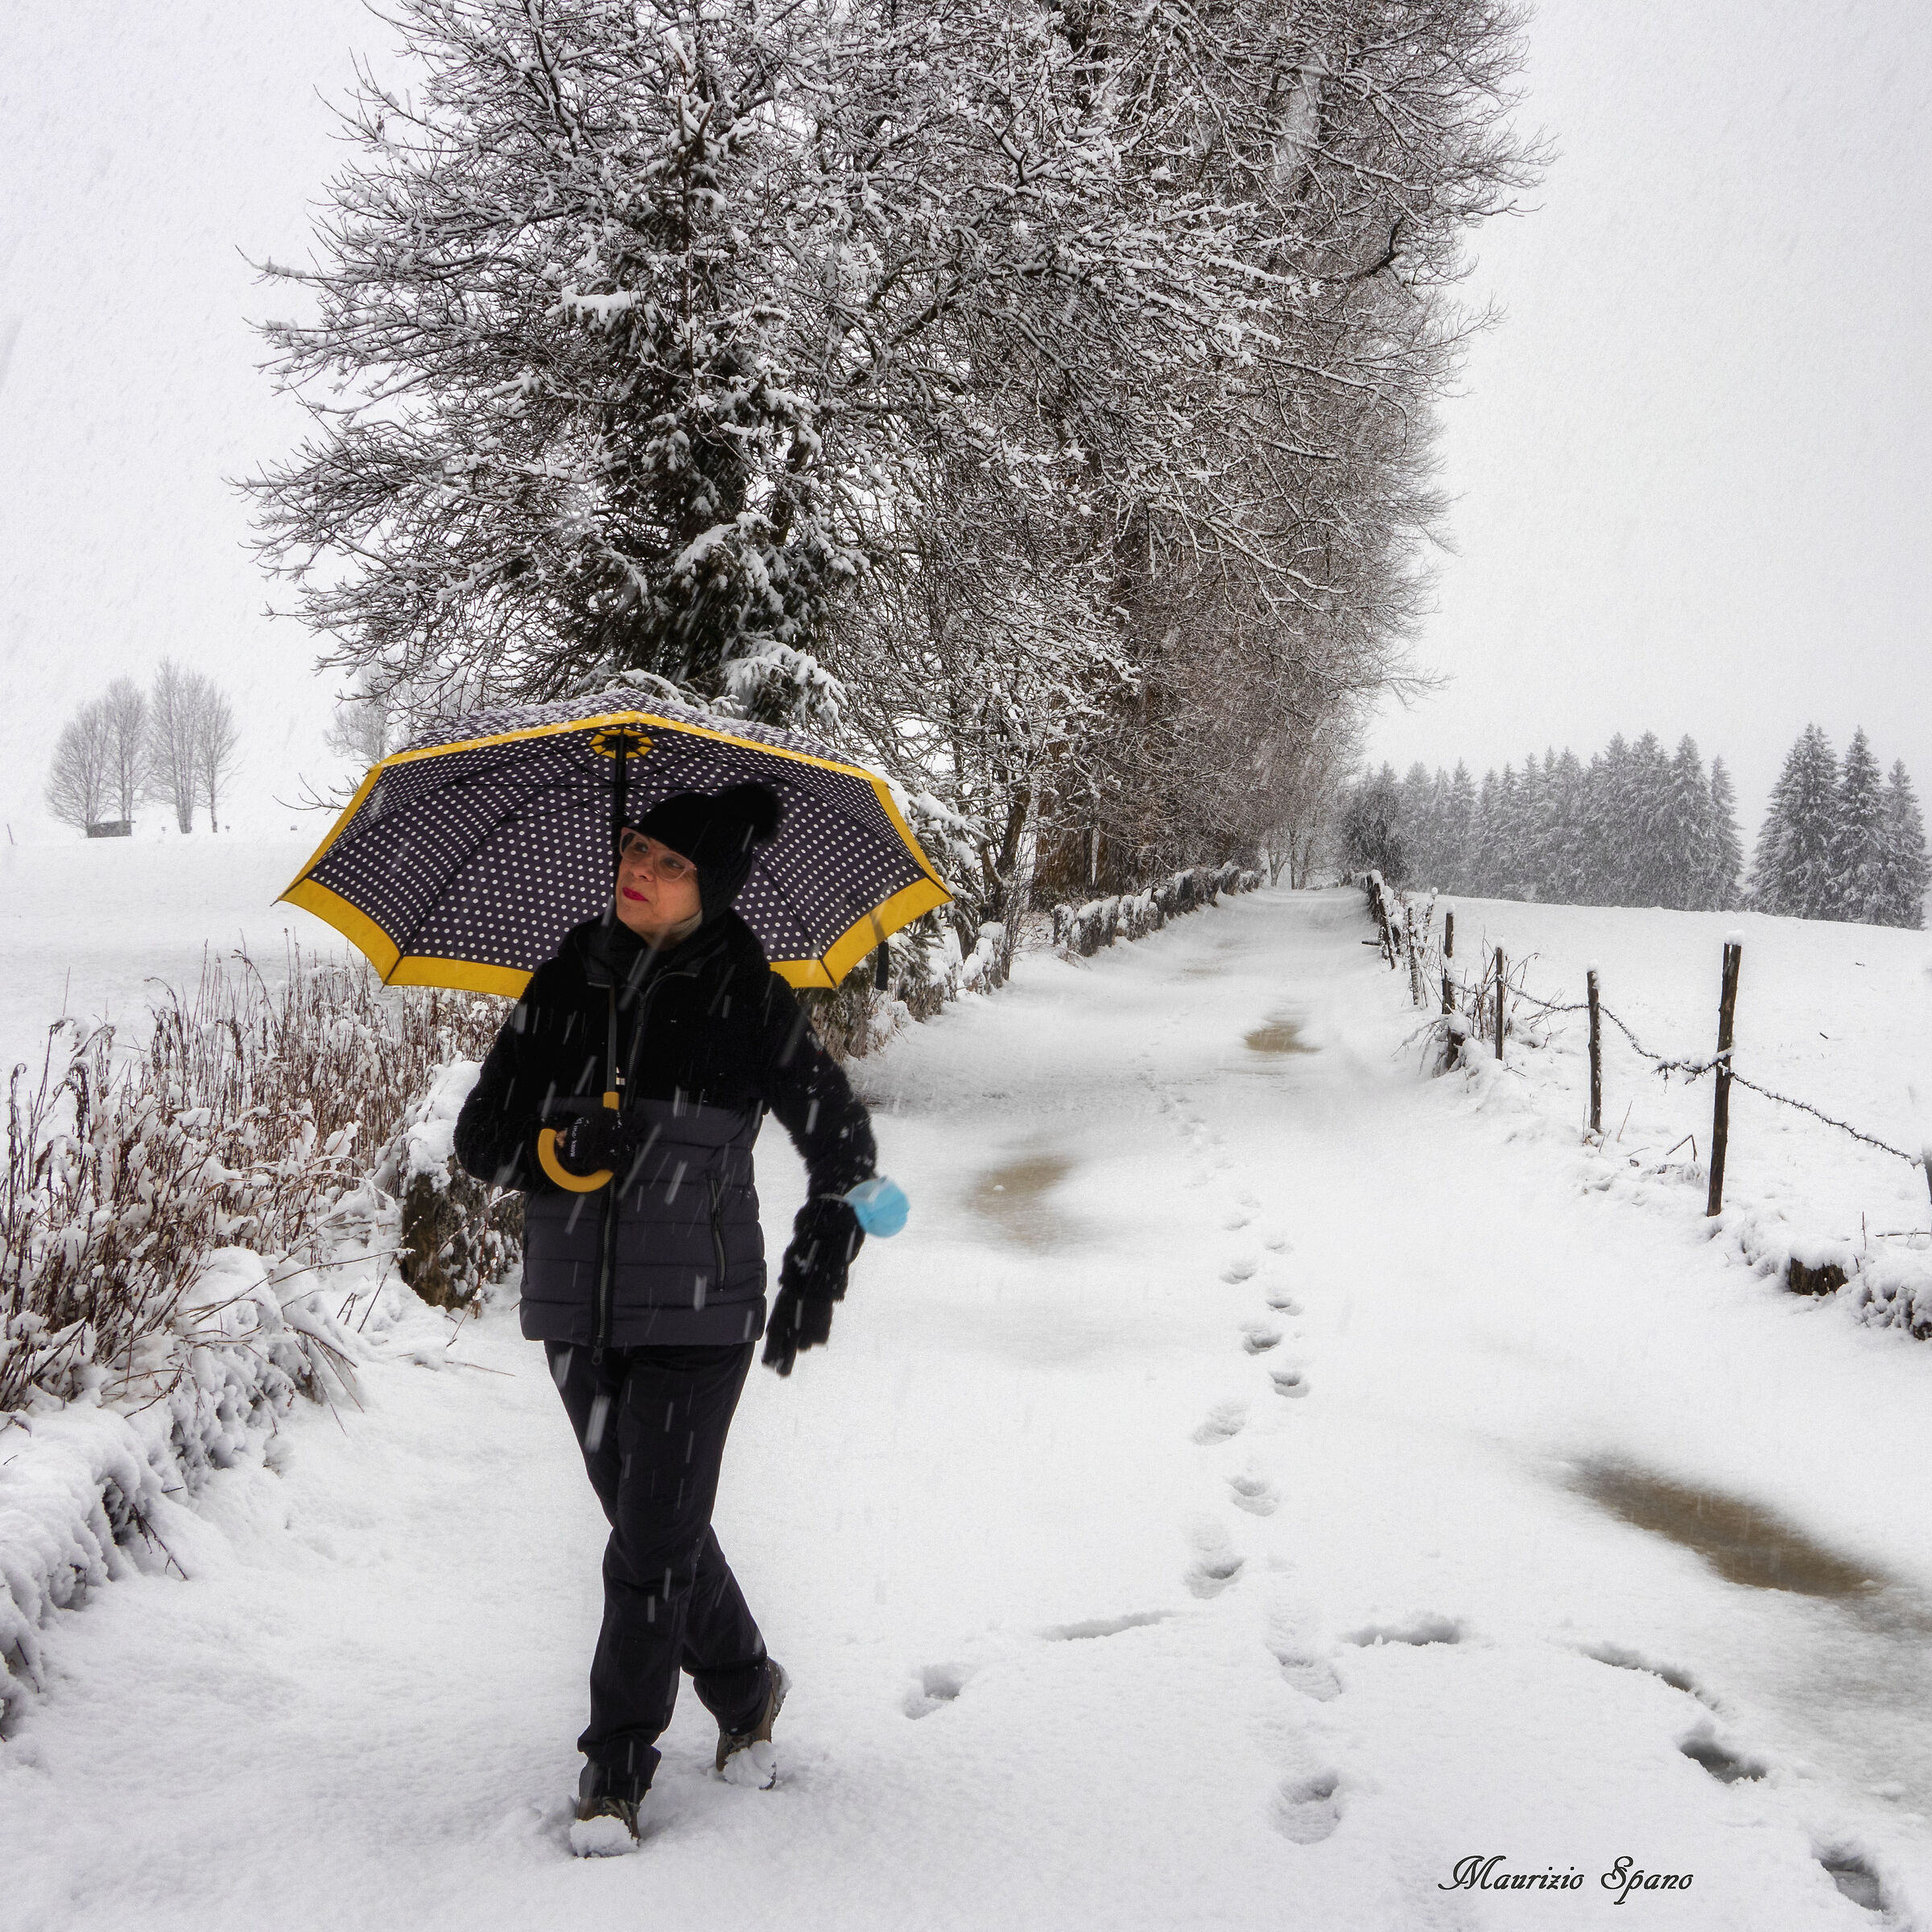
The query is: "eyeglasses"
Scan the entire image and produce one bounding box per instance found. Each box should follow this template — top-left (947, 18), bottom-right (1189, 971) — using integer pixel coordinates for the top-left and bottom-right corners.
top-left (617, 831), bottom-right (696, 883)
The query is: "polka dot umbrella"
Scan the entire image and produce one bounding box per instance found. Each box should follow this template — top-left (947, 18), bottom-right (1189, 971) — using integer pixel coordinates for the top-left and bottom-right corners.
top-left (279, 689), bottom-right (952, 995)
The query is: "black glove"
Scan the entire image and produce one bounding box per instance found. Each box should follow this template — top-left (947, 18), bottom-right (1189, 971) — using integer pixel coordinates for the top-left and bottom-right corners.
top-left (549, 1108), bottom-right (625, 1179)
top-left (762, 1199), bottom-right (863, 1377)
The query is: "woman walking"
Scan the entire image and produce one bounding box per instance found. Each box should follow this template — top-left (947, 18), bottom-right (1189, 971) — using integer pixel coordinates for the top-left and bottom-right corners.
top-left (453, 782), bottom-right (877, 1855)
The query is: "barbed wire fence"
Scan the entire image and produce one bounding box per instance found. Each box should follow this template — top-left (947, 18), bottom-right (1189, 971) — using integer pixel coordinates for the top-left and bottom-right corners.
top-left (1356, 872), bottom-right (1932, 1244)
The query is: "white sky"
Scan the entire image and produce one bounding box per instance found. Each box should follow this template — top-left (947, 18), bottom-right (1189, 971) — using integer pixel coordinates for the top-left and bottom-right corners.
top-left (1369, 0), bottom-right (1932, 833)
top-left (1, 1), bottom-right (1926, 848)
top-left (0, 0), bottom-right (370, 843)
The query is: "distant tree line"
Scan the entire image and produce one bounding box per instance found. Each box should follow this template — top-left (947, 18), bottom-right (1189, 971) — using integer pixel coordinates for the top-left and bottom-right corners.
top-left (45, 662), bottom-right (241, 836)
top-left (1339, 725), bottom-right (1928, 930)
top-left (1748, 725), bottom-right (1927, 927)
top-left (1340, 733), bottom-right (1744, 910)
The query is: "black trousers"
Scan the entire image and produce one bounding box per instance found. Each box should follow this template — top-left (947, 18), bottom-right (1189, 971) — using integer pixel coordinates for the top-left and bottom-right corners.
top-left (547, 1340), bottom-right (768, 1794)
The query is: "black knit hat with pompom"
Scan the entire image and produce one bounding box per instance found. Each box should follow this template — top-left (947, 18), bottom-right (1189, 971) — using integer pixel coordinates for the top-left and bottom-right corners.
top-left (630, 782), bottom-right (782, 924)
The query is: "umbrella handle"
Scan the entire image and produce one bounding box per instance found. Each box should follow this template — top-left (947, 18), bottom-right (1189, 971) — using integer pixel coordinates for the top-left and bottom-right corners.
top-left (535, 1091), bottom-right (621, 1193)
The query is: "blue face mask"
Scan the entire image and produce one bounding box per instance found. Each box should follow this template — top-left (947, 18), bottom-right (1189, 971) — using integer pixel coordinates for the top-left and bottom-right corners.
top-left (842, 1174), bottom-right (909, 1238)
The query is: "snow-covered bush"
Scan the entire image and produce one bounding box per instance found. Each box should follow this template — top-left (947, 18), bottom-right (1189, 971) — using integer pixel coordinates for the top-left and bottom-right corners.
top-left (0, 956), bottom-right (515, 1719)
top-left (0, 951), bottom-right (505, 1412)
top-left (1051, 865), bottom-right (1260, 960)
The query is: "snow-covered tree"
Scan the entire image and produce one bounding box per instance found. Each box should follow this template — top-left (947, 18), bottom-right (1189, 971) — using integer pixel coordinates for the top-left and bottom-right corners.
top-left (1830, 727), bottom-right (1886, 922)
top-left (45, 700), bottom-right (111, 832)
top-left (1397, 764), bottom-right (1438, 885)
top-left (250, 0), bottom-right (1540, 912)
top-left (1585, 735), bottom-right (1632, 904)
top-left (101, 678), bottom-right (149, 826)
top-left (1751, 725), bottom-right (1839, 917)
top-left (1877, 760), bottom-right (1930, 929)
top-left (1645, 735), bottom-right (1715, 909)
top-left (1339, 763), bottom-right (1406, 881)
top-left (193, 685), bottom-right (241, 833)
top-left (148, 661), bottom-right (203, 835)
top-left (1707, 756), bottom-right (1744, 910)
top-left (1538, 747), bottom-right (1587, 904)
top-left (1439, 762), bottom-right (1476, 893)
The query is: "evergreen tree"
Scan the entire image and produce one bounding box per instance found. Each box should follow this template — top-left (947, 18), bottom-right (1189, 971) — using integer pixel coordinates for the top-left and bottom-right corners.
top-left (1653, 736), bottom-right (1716, 910)
top-left (1751, 726), bottom-right (1838, 916)
top-left (1492, 764), bottom-right (1524, 897)
top-left (1509, 753), bottom-right (1544, 899)
top-left (1398, 762), bottom-right (1437, 887)
top-left (1707, 757), bottom-right (1744, 910)
top-left (1591, 735), bottom-right (1634, 903)
top-left (1623, 731), bottom-right (1674, 905)
top-left (1542, 748), bottom-right (1588, 904)
top-left (1878, 761), bottom-right (1930, 928)
top-left (1831, 728), bottom-right (1886, 922)
top-left (1442, 762), bottom-right (1477, 893)
top-left (1468, 769), bottom-right (1503, 895)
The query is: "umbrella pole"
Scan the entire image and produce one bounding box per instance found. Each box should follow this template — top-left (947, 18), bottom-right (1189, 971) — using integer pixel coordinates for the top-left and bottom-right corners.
top-left (591, 734), bottom-right (637, 1366)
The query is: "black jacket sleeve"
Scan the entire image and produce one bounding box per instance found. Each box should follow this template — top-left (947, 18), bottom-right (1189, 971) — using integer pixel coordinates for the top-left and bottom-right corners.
top-left (453, 963), bottom-right (571, 1192)
top-left (757, 973), bottom-right (877, 1200)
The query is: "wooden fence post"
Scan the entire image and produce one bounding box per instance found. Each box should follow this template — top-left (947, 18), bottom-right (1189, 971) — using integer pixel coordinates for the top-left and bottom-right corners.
top-left (1443, 909), bottom-right (1455, 960)
top-left (1706, 941), bottom-right (1743, 1217)
top-left (1441, 968), bottom-right (1455, 1018)
top-left (1493, 947), bottom-right (1505, 1062)
top-left (1587, 966), bottom-right (1602, 1136)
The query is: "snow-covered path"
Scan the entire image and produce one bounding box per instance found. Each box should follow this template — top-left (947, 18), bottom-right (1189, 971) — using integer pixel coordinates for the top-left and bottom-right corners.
top-left (7, 886), bottom-right (1931, 1929)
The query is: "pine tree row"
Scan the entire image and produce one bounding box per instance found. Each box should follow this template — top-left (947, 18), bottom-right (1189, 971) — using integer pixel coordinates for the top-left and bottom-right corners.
top-left (1340, 726), bottom-right (1929, 929)
top-left (1748, 726), bottom-right (1928, 926)
top-left (1343, 733), bottom-right (1745, 910)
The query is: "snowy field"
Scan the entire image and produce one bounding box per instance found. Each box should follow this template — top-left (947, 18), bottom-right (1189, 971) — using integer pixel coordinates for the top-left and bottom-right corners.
top-left (0, 834), bottom-right (345, 1084)
top-left (1430, 894), bottom-right (1932, 1315)
top-left (7, 876), bottom-right (1932, 1928)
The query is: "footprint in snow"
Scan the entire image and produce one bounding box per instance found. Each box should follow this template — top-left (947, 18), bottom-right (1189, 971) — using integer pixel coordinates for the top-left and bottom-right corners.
top-left (1194, 1400), bottom-right (1248, 1444)
top-left (1272, 1770), bottom-right (1343, 1843)
top-left (1041, 1610), bottom-right (1174, 1642)
top-left (904, 1661), bottom-right (974, 1719)
top-left (1241, 1323), bottom-right (1282, 1355)
top-left (1263, 1290), bottom-right (1302, 1316)
top-left (1263, 1235), bottom-right (1291, 1253)
top-left (1228, 1471), bottom-right (1279, 1517)
top-left (1185, 1523), bottom-right (1245, 1598)
top-left (1583, 1644), bottom-right (1715, 1707)
top-left (1221, 1257), bottom-right (1257, 1283)
top-left (1818, 1847), bottom-right (1887, 1915)
top-left (1269, 1367), bottom-right (1311, 1399)
top-left (1344, 1612), bottom-right (1461, 1648)
top-left (1678, 1723), bottom-right (1766, 1785)
top-left (1270, 1645), bottom-right (1343, 1702)
top-left (1223, 1208), bottom-right (1253, 1231)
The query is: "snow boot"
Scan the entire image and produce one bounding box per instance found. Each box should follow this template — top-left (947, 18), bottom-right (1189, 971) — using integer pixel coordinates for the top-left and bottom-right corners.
top-left (715, 1659), bottom-right (791, 1790)
top-left (570, 1762), bottom-right (643, 1856)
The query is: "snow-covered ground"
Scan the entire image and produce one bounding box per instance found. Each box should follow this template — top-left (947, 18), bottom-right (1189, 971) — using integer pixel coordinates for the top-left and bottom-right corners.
top-left (1428, 894), bottom-right (1932, 1324)
top-left (0, 834), bottom-right (344, 1080)
top-left (6, 879), bottom-right (1932, 1928)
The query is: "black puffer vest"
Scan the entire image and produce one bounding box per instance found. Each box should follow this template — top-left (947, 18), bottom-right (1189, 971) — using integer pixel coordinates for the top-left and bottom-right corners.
top-left (454, 911), bottom-right (877, 1352)
top-left (520, 1094), bottom-right (766, 1348)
